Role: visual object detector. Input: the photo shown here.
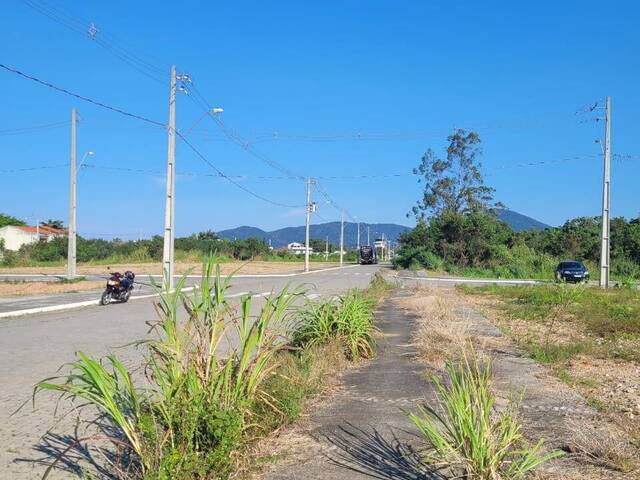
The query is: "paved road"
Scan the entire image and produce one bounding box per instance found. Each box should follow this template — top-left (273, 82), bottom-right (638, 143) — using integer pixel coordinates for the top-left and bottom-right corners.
top-left (0, 264), bottom-right (381, 479)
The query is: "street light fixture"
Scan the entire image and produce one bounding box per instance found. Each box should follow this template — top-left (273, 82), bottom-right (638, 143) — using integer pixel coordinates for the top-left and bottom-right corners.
top-left (183, 107), bottom-right (224, 136)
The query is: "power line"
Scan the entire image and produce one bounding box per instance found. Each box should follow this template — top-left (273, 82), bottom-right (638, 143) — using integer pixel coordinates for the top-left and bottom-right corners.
top-left (0, 63), bottom-right (305, 209)
top-left (0, 164), bottom-right (68, 175)
top-left (0, 120), bottom-right (70, 136)
top-left (22, 0), bottom-right (167, 84)
top-left (0, 63), bottom-right (166, 127)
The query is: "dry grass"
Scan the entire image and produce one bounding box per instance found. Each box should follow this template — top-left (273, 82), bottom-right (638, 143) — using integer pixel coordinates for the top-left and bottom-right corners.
top-left (567, 421), bottom-right (638, 474)
top-left (395, 287), bottom-right (471, 368)
top-left (0, 279), bottom-right (104, 297)
top-left (0, 261), bottom-right (343, 276)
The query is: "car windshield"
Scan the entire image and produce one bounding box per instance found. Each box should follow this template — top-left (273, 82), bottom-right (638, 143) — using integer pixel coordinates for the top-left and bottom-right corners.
top-left (560, 261), bottom-right (583, 269)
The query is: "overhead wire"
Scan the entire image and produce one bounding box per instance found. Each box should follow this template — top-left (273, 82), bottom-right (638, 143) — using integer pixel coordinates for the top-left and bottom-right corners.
top-left (0, 63), bottom-right (303, 209)
top-left (0, 120), bottom-right (70, 136)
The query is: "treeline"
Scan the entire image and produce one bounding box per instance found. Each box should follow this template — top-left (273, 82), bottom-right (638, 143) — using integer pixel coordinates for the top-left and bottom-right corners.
top-left (0, 229), bottom-right (353, 266)
top-left (394, 211), bottom-right (640, 279)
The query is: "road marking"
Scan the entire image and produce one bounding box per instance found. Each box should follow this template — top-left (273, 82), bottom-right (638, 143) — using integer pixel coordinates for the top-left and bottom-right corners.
top-left (396, 276), bottom-right (540, 285)
top-left (0, 264), bottom-right (367, 319)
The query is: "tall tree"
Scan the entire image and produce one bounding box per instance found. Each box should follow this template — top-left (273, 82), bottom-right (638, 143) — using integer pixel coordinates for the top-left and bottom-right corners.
top-left (411, 129), bottom-right (498, 218)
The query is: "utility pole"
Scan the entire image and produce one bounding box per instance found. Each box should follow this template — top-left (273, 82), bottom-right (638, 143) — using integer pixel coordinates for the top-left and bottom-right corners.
top-left (357, 222), bottom-right (360, 249)
top-left (325, 236), bottom-right (329, 261)
top-left (599, 96), bottom-right (612, 288)
top-left (162, 65), bottom-right (177, 289)
top-left (67, 108), bottom-right (77, 278)
top-left (339, 212), bottom-right (344, 266)
top-left (367, 226), bottom-right (370, 245)
top-left (304, 177), bottom-right (312, 272)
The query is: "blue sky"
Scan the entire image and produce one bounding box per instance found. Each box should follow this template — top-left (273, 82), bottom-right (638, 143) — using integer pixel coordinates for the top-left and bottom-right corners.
top-left (1, 1), bottom-right (638, 239)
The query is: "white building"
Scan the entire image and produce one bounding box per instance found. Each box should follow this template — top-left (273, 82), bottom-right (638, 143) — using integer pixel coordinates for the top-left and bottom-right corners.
top-left (287, 242), bottom-right (312, 255)
top-left (0, 225), bottom-right (67, 251)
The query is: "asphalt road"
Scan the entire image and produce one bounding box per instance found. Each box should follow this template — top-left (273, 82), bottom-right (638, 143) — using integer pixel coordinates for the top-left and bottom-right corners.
top-left (0, 264), bottom-right (380, 479)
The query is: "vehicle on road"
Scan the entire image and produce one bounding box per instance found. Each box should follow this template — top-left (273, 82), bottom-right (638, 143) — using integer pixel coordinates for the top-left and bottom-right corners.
top-left (100, 270), bottom-right (135, 305)
top-left (359, 245), bottom-right (378, 265)
top-left (555, 261), bottom-right (589, 283)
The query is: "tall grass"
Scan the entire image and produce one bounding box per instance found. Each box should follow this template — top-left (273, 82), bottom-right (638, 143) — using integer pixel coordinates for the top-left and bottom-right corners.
top-left (408, 354), bottom-right (563, 479)
top-left (35, 259), bottom-right (304, 479)
top-left (294, 286), bottom-right (382, 360)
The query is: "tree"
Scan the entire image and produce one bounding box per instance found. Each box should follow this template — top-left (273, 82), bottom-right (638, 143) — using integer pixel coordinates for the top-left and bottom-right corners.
top-left (41, 219), bottom-right (65, 230)
top-left (411, 129), bottom-right (498, 218)
top-left (0, 213), bottom-right (26, 228)
top-left (309, 238), bottom-right (333, 253)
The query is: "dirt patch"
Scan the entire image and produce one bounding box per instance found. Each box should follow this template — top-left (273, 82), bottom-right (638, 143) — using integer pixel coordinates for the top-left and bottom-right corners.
top-left (0, 280), bottom-right (104, 297)
top-left (0, 261), bottom-right (343, 276)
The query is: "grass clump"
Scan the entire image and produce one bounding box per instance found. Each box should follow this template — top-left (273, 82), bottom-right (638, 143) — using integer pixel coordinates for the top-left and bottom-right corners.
top-left (35, 258), bottom-right (304, 479)
top-left (294, 289), bottom-right (379, 360)
top-left (408, 354), bottom-right (563, 479)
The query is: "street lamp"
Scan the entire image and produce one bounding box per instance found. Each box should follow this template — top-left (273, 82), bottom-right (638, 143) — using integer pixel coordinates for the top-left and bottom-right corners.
top-left (79, 150), bottom-right (94, 169)
top-left (183, 107), bottom-right (224, 136)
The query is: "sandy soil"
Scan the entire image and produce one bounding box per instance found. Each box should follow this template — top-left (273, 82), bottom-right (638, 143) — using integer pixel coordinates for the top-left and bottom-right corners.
top-left (0, 280), bottom-right (105, 297)
top-left (0, 261), bottom-right (342, 276)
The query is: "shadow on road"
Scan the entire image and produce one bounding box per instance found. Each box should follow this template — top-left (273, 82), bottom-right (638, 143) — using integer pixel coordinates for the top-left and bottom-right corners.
top-left (14, 417), bottom-right (135, 479)
top-left (320, 422), bottom-right (443, 480)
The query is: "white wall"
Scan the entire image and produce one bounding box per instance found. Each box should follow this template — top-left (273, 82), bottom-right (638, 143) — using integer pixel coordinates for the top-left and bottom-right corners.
top-left (0, 226), bottom-right (38, 251)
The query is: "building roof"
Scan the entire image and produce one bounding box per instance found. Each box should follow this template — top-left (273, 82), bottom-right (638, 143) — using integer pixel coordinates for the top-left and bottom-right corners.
top-left (15, 225), bottom-right (67, 236)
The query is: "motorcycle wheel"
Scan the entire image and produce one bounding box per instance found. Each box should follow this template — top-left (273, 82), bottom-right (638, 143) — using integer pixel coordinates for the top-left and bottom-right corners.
top-left (100, 290), bottom-right (112, 306)
top-left (121, 289), bottom-right (132, 303)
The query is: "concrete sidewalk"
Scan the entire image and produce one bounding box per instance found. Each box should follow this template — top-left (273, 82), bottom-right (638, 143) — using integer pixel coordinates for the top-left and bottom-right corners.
top-left (264, 295), bottom-right (439, 480)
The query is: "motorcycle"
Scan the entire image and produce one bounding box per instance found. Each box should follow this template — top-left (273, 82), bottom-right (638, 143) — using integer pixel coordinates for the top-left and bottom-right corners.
top-left (100, 271), bottom-right (135, 305)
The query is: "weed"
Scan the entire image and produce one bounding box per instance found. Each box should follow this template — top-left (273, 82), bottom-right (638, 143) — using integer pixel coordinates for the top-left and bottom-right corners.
top-left (408, 353), bottom-right (563, 479)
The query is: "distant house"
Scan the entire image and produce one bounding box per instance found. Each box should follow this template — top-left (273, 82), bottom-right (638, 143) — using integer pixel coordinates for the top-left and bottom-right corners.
top-left (287, 242), bottom-right (312, 255)
top-left (0, 225), bottom-right (67, 251)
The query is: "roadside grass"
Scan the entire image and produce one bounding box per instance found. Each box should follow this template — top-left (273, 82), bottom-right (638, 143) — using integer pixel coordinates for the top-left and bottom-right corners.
top-left (408, 353), bottom-right (563, 479)
top-left (31, 260), bottom-right (390, 479)
top-left (458, 283), bottom-right (640, 473)
top-left (458, 283), bottom-right (640, 363)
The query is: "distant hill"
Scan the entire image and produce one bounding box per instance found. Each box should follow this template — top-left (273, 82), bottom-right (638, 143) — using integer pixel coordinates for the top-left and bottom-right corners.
top-left (217, 222), bottom-right (411, 248)
top-left (217, 211), bottom-right (549, 247)
top-left (496, 209), bottom-right (550, 231)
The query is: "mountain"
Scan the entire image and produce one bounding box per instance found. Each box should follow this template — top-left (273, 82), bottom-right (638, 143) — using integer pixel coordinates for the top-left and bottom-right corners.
top-left (217, 211), bottom-right (549, 247)
top-left (217, 222), bottom-right (411, 248)
top-left (496, 209), bottom-right (550, 232)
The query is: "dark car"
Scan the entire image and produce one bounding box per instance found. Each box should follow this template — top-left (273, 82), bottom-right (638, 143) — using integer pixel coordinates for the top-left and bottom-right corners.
top-left (555, 261), bottom-right (589, 283)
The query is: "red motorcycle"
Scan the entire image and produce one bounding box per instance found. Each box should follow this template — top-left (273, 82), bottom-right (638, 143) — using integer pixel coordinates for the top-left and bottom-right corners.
top-left (100, 271), bottom-right (135, 305)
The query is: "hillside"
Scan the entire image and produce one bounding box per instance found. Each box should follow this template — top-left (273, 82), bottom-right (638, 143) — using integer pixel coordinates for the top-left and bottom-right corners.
top-left (217, 210), bottom-right (549, 247)
top-left (217, 222), bottom-right (410, 248)
top-left (496, 209), bottom-right (550, 231)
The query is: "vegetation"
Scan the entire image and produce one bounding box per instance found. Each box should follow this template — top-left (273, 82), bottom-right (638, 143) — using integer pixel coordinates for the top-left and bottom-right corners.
top-left (395, 130), bottom-right (640, 280)
top-left (33, 260), bottom-right (390, 478)
top-left (460, 283), bottom-right (640, 363)
top-left (0, 212), bottom-right (26, 228)
top-left (0, 232), bottom-right (357, 267)
top-left (408, 354), bottom-right (562, 479)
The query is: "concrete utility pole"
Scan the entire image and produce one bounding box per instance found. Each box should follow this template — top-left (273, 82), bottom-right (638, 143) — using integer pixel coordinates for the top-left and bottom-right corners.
top-left (162, 65), bottom-right (177, 289)
top-left (339, 212), bottom-right (344, 266)
top-left (599, 96), bottom-right (612, 288)
top-left (67, 108), bottom-right (77, 278)
top-left (367, 226), bottom-right (370, 245)
top-left (357, 222), bottom-right (360, 249)
top-left (304, 176), bottom-right (312, 272)
top-left (325, 236), bottom-right (329, 261)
